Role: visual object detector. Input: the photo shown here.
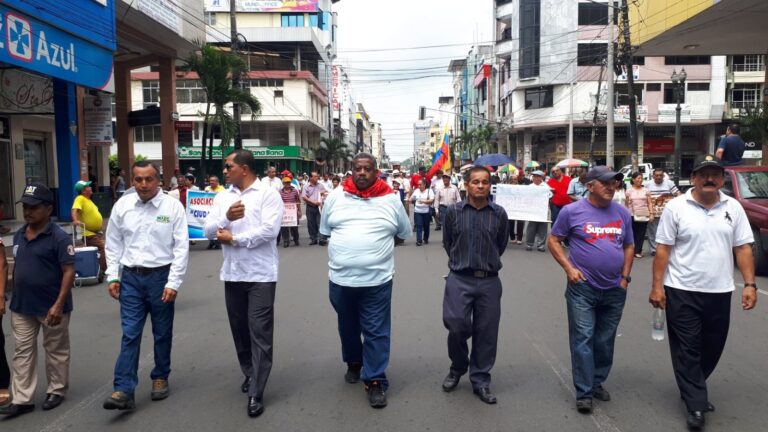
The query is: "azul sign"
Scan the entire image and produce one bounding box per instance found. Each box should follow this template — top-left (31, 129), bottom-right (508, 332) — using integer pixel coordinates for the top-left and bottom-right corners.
top-left (0, 6), bottom-right (115, 91)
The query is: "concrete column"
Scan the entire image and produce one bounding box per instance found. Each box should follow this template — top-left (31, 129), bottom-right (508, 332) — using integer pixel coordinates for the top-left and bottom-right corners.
top-left (288, 122), bottom-right (297, 146)
top-left (159, 57), bottom-right (178, 189)
top-left (637, 125), bottom-right (644, 165)
top-left (705, 124), bottom-right (716, 154)
top-left (53, 79), bottom-right (80, 221)
top-left (506, 132), bottom-right (512, 156)
top-left (114, 64), bottom-right (134, 180)
top-left (523, 129), bottom-right (533, 166)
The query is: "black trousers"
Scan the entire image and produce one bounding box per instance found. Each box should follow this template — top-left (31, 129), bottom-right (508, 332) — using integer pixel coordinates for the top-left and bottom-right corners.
top-left (443, 272), bottom-right (502, 389)
top-left (631, 220), bottom-right (648, 254)
top-left (509, 220), bottom-right (525, 241)
top-left (0, 315), bottom-right (9, 388)
top-left (665, 286), bottom-right (731, 412)
top-left (224, 282), bottom-right (276, 399)
top-left (306, 205), bottom-right (321, 242)
top-left (279, 227), bottom-right (299, 244)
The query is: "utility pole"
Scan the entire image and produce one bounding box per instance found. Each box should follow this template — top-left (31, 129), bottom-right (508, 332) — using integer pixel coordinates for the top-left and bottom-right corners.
top-left (620, 0), bottom-right (638, 164)
top-left (589, 60), bottom-right (606, 167)
top-left (606, 7), bottom-right (615, 169)
top-left (230, 0), bottom-right (242, 149)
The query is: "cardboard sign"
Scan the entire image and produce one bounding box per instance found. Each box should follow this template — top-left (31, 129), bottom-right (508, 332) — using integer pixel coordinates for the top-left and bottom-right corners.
top-left (186, 190), bottom-right (216, 240)
top-left (282, 203), bottom-right (298, 227)
top-left (493, 184), bottom-right (552, 222)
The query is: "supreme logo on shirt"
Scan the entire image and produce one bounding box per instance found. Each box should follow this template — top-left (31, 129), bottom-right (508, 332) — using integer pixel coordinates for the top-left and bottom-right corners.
top-left (583, 220), bottom-right (623, 244)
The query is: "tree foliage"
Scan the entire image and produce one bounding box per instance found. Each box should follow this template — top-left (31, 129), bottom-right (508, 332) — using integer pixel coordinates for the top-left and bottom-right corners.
top-left (740, 102), bottom-right (768, 165)
top-left (318, 137), bottom-right (354, 174)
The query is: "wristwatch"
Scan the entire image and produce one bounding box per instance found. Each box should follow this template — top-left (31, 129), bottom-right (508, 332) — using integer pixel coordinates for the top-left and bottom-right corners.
top-left (744, 282), bottom-right (757, 289)
top-left (621, 275), bottom-right (632, 283)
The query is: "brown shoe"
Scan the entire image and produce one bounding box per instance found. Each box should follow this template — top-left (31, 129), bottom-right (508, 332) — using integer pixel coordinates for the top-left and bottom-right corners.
top-left (151, 379), bottom-right (169, 401)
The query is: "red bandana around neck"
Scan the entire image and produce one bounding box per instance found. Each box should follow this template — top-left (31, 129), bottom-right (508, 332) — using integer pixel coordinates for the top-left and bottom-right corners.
top-left (343, 176), bottom-right (392, 199)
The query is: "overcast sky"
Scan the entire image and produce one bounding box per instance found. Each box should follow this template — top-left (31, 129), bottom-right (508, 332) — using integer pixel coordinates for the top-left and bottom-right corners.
top-left (333, 1), bottom-right (494, 162)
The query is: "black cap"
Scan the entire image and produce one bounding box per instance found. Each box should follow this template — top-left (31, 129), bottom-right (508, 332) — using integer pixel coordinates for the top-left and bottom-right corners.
top-left (18, 183), bottom-right (54, 206)
top-left (584, 166), bottom-right (623, 183)
top-left (691, 154), bottom-right (724, 173)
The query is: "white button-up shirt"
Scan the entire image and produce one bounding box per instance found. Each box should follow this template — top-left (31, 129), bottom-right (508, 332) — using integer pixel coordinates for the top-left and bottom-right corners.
top-left (105, 189), bottom-right (189, 290)
top-left (204, 181), bottom-right (284, 283)
top-left (261, 176), bottom-right (283, 191)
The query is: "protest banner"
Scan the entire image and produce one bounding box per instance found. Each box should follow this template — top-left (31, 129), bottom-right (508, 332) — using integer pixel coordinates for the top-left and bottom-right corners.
top-left (492, 184), bottom-right (551, 222)
top-left (186, 190), bottom-right (216, 240)
top-left (282, 203), bottom-right (298, 227)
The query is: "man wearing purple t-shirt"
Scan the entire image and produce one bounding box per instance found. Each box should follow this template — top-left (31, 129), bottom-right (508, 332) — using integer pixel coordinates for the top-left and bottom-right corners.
top-left (547, 166), bottom-right (635, 415)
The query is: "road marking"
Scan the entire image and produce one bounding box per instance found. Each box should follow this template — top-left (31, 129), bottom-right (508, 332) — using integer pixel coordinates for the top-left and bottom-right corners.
top-left (526, 333), bottom-right (624, 432)
top-left (40, 333), bottom-right (189, 432)
top-left (758, 289), bottom-right (768, 296)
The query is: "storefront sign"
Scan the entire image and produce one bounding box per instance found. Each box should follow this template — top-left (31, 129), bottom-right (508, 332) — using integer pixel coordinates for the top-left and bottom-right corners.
top-left (0, 69), bottom-right (53, 114)
top-left (0, 5), bottom-right (115, 91)
top-left (332, 66), bottom-right (340, 111)
top-left (178, 145), bottom-right (314, 161)
top-left (614, 105), bottom-right (648, 123)
top-left (175, 121), bottom-right (195, 131)
top-left (644, 138), bottom-right (674, 154)
top-left (138, 0), bottom-right (181, 33)
top-left (205, 0), bottom-right (319, 12)
top-left (83, 95), bottom-right (113, 146)
top-left (658, 104), bottom-right (691, 123)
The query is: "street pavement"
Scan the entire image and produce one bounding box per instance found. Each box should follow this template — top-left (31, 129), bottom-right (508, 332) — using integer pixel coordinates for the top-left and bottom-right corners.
top-left (3, 225), bottom-right (768, 432)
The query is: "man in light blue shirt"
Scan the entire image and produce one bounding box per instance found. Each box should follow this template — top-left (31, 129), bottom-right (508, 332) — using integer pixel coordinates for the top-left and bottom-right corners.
top-left (320, 153), bottom-right (411, 409)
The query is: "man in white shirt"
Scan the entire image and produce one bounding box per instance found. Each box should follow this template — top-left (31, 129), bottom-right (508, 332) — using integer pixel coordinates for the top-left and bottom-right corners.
top-left (103, 161), bottom-right (189, 411)
top-left (260, 166), bottom-right (282, 191)
top-left (649, 155), bottom-right (756, 431)
top-left (430, 170), bottom-right (445, 230)
top-left (525, 170), bottom-right (551, 252)
top-left (204, 149), bottom-right (283, 418)
top-left (644, 168), bottom-right (680, 255)
top-left (321, 173), bottom-right (334, 192)
top-left (302, 172), bottom-right (327, 246)
top-left (434, 174), bottom-right (460, 229)
top-left (320, 153), bottom-right (411, 409)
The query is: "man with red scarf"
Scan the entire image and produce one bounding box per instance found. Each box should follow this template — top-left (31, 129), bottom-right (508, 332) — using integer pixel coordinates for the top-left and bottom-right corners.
top-left (320, 153), bottom-right (411, 409)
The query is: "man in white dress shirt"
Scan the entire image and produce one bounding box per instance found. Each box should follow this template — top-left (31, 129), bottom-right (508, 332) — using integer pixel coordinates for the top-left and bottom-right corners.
top-left (102, 161), bottom-right (189, 411)
top-left (260, 166), bottom-right (282, 191)
top-left (204, 149), bottom-right (284, 418)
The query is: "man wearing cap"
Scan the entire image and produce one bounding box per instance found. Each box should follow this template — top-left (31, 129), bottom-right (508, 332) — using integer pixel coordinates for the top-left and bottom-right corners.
top-left (102, 161), bottom-right (189, 411)
top-left (434, 174), bottom-right (461, 230)
top-left (278, 176), bottom-right (301, 247)
top-left (548, 166), bottom-right (634, 414)
top-left (525, 171), bottom-right (551, 252)
top-left (0, 184), bottom-right (75, 417)
top-left (649, 154), bottom-right (756, 431)
top-left (71, 180), bottom-right (106, 279)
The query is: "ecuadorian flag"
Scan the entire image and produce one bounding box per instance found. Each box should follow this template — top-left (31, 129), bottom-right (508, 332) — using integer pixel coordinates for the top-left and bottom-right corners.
top-left (427, 126), bottom-right (451, 179)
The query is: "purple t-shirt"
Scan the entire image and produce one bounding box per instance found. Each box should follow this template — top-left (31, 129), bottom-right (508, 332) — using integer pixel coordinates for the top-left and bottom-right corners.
top-left (551, 199), bottom-right (633, 290)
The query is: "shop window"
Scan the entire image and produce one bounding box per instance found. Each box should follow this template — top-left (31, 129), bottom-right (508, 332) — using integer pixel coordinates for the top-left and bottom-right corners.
top-left (524, 86), bottom-right (553, 109)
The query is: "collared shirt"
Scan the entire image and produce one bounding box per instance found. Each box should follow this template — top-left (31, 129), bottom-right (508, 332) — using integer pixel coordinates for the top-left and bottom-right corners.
top-left (656, 189), bottom-right (753, 293)
top-left (261, 176), bottom-right (283, 191)
top-left (644, 179), bottom-right (679, 217)
top-left (279, 187), bottom-right (300, 204)
top-left (105, 190), bottom-right (189, 290)
top-left (567, 178), bottom-right (589, 200)
top-left (443, 200), bottom-right (509, 273)
top-left (435, 184), bottom-right (461, 208)
top-left (320, 188), bottom-right (411, 287)
top-left (72, 194), bottom-right (103, 236)
top-left (204, 182), bottom-right (284, 283)
top-left (302, 182), bottom-right (326, 205)
top-left (11, 223), bottom-right (75, 316)
top-left (205, 185), bottom-right (226, 193)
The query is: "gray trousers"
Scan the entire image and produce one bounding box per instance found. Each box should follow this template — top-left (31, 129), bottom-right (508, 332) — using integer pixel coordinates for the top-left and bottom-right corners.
top-left (224, 282), bottom-right (276, 399)
top-left (525, 221), bottom-right (548, 250)
top-left (647, 218), bottom-right (660, 252)
top-left (306, 205), bottom-right (321, 242)
top-left (442, 272), bottom-right (502, 389)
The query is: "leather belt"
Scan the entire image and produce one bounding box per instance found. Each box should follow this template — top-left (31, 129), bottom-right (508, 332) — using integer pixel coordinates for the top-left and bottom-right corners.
top-left (453, 269), bottom-right (498, 278)
top-left (124, 263), bottom-right (171, 276)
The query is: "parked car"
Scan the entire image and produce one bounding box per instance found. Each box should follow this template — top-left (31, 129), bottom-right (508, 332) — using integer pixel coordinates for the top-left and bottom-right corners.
top-left (722, 166), bottom-right (768, 275)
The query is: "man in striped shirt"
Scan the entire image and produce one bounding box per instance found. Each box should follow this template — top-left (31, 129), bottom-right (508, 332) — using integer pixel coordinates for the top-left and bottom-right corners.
top-left (278, 177), bottom-right (301, 247)
top-left (643, 168), bottom-right (680, 256)
top-left (441, 166), bottom-right (509, 405)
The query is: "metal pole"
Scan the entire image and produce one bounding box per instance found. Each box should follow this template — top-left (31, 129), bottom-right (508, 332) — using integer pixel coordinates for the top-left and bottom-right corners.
top-left (230, 0), bottom-right (242, 149)
top-left (568, 82), bottom-right (574, 159)
top-left (606, 14), bottom-right (615, 169)
top-left (589, 61), bottom-right (606, 167)
top-left (674, 84), bottom-right (682, 188)
top-left (621, 0), bottom-right (638, 158)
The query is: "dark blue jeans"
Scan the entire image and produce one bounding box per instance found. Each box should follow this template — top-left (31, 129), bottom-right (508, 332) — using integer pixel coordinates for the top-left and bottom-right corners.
top-left (414, 212), bottom-right (431, 243)
top-left (329, 279), bottom-right (392, 389)
top-left (113, 267), bottom-right (175, 395)
top-left (565, 281), bottom-right (627, 400)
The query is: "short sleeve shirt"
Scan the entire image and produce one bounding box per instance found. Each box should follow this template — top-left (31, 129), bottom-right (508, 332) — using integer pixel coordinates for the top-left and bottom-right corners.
top-left (72, 195), bottom-right (103, 236)
top-left (567, 178), bottom-right (589, 200)
top-left (551, 199), bottom-right (633, 290)
top-left (656, 190), bottom-right (753, 292)
top-left (547, 175), bottom-right (572, 207)
top-left (718, 135), bottom-right (745, 166)
top-left (11, 223), bottom-right (75, 316)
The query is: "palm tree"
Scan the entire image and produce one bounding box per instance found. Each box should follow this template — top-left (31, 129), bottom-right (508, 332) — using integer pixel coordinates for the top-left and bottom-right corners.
top-left (741, 102), bottom-right (768, 166)
top-left (319, 137), bottom-right (354, 174)
top-left (470, 124), bottom-right (495, 159)
top-left (185, 41), bottom-right (261, 180)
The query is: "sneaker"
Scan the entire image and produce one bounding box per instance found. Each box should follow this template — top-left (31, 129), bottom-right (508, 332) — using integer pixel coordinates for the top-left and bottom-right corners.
top-left (103, 391), bottom-right (135, 410)
top-left (150, 379), bottom-right (169, 401)
top-left (593, 386), bottom-right (611, 401)
top-left (525, 246), bottom-right (533, 251)
top-left (537, 247), bottom-right (546, 252)
top-left (576, 398), bottom-right (593, 414)
top-left (366, 381), bottom-right (387, 408)
top-left (344, 362), bottom-right (362, 384)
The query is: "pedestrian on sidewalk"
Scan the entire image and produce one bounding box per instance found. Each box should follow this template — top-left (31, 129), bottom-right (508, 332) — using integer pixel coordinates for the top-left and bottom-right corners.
top-left (71, 180), bottom-right (106, 280)
top-left (410, 179), bottom-right (434, 246)
top-left (548, 166), bottom-right (634, 415)
top-left (302, 172), bottom-right (327, 246)
top-left (204, 149), bottom-right (283, 418)
top-left (649, 154), bottom-right (756, 431)
top-left (319, 153), bottom-right (411, 409)
top-left (644, 168), bottom-right (680, 256)
top-left (0, 235), bottom-right (8, 408)
top-left (525, 171), bottom-right (550, 252)
top-left (278, 176), bottom-right (301, 247)
top-left (0, 184), bottom-right (75, 417)
top-left (625, 172), bottom-right (654, 258)
top-left (440, 166), bottom-right (509, 404)
top-left (103, 161), bottom-right (189, 411)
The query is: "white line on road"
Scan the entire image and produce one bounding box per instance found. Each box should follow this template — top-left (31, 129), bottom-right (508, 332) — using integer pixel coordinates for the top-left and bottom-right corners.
top-left (526, 333), bottom-right (624, 432)
top-left (39, 333), bottom-right (190, 432)
top-left (758, 289), bottom-right (768, 296)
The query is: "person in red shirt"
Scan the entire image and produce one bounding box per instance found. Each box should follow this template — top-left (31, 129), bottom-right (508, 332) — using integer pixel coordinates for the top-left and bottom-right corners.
top-left (546, 166), bottom-right (572, 224)
top-left (410, 166), bottom-right (427, 190)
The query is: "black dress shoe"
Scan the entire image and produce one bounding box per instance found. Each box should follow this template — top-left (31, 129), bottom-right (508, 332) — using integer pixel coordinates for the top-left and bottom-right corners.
top-left (442, 372), bottom-right (460, 392)
top-left (247, 397), bottom-right (264, 417)
top-left (473, 387), bottom-right (497, 404)
top-left (42, 394), bottom-right (64, 411)
top-left (309, 240), bottom-right (318, 245)
top-left (283, 242), bottom-right (290, 248)
top-left (344, 362), bottom-right (362, 384)
top-left (241, 376), bottom-right (252, 393)
top-left (0, 403), bottom-right (35, 417)
top-left (687, 411), bottom-right (705, 430)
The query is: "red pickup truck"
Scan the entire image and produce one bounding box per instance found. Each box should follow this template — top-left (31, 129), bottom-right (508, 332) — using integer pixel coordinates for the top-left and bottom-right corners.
top-left (722, 166), bottom-right (768, 274)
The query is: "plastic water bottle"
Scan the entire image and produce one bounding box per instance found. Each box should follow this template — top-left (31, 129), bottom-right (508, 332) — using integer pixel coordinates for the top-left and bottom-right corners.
top-left (652, 308), bottom-right (665, 341)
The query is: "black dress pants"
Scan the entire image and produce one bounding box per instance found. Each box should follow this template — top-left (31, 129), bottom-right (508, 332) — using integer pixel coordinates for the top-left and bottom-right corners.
top-left (224, 282), bottom-right (276, 399)
top-left (665, 286), bottom-right (731, 412)
top-left (0, 315), bottom-right (9, 389)
top-left (306, 205), bottom-right (321, 242)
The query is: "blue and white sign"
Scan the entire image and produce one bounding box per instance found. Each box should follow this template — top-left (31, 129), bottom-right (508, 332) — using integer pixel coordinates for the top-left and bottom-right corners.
top-left (0, 5), bottom-right (115, 91)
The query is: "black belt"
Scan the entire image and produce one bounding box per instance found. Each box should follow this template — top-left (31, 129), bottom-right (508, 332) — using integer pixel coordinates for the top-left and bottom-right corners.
top-left (452, 269), bottom-right (498, 278)
top-left (124, 264), bottom-right (171, 276)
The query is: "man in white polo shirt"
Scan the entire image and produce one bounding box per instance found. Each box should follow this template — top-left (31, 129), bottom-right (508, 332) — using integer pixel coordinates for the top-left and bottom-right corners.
top-left (320, 153), bottom-right (411, 409)
top-left (649, 154), bottom-right (756, 431)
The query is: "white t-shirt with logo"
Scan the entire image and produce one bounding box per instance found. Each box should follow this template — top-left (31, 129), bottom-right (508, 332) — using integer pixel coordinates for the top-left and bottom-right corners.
top-left (656, 189), bottom-right (753, 293)
top-left (410, 189), bottom-right (434, 214)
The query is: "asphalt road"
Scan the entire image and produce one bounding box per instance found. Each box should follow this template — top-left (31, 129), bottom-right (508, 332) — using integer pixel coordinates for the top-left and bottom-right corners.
top-left (3, 224), bottom-right (768, 432)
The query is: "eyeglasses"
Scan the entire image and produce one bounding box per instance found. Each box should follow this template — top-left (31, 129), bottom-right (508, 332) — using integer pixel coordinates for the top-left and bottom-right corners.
top-left (224, 163), bottom-right (237, 170)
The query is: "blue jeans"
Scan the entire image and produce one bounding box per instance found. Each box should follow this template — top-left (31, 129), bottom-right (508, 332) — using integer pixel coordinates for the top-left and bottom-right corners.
top-left (414, 212), bottom-right (431, 243)
top-left (565, 281), bottom-right (626, 400)
top-left (329, 279), bottom-right (392, 389)
top-left (113, 267), bottom-right (175, 394)
top-left (439, 205), bottom-right (448, 228)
